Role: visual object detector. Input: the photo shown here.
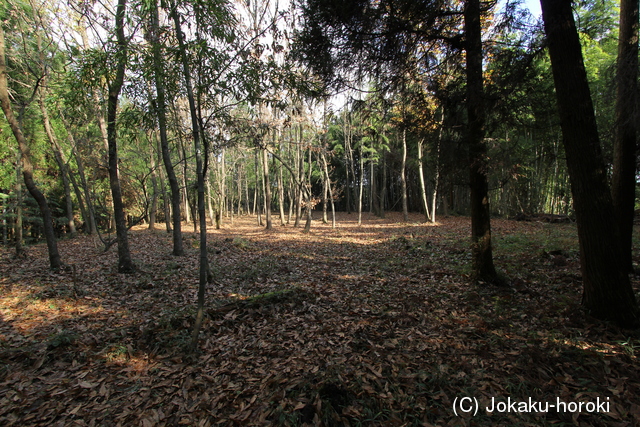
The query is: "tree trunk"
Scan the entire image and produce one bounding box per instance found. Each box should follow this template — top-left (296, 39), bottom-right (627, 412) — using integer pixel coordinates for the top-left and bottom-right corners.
top-left (358, 142), bottom-right (364, 225)
top-left (287, 179), bottom-right (294, 224)
top-left (181, 143), bottom-right (191, 226)
top-left (238, 160), bottom-right (245, 217)
top-left (79, 23), bottom-right (115, 232)
top-left (193, 193), bottom-right (198, 233)
top-left (345, 115), bottom-right (357, 214)
top-left (252, 152), bottom-right (258, 216)
top-left (210, 161), bottom-right (222, 229)
top-left (67, 163), bottom-right (88, 234)
top-left (304, 147), bottom-right (313, 232)
top-left (431, 120), bottom-right (442, 224)
top-left (39, 93), bottom-right (76, 237)
top-left (14, 159), bottom-right (23, 257)
top-left (148, 142), bottom-right (158, 230)
top-left (321, 149), bottom-right (336, 228)
top-left (541, 0), bottom-right (639, 327)
top-left (345, 154), bottom-right (351, 214)
top-left (277, 156), bottom-right (286, 225)
top-left (158, 161), bottom-right (172, 233)
top-left (262, 147), bottom-right (272, 229)
top-left (1, 196), bottom-right (6, 246)
top-left (401, 127), bottom-right (409, 222)
top-left (255, 148), bottom-right (263, 226)
top-left (294, 127), bottom-right (303, 227)
top-left (322, 162), bottom-right (329, 223)
top-left (94, 84), bottom-right (114, 231)
top-left (214, 159), bottom-right (222, 229)
top-left (107, 0), bottom-right (135, 273)
top-left (244, 160), bottom-right (251, 216)
top-left (369, 160), bottom-right (374, 215)
top-left (465, 0), bottom-right (501, 285)
top-left (418, 138), bottom-right (431, 222)
top-left (612, 0), bottom-right (639, 273)
top-left (220, 148), bottom-right (227, 219)
top-left (264, 144), bottom-right (316, 230)
top-left (73, 141), bottom-right (98, 235)
top-left (379, 145), bottom-right (386, 218)
top-left (171, 2), bottom-right (209, 349)
top-left (61, 114), bottom-right (97, 235)
top-left (206, 179), bottom-right (214, 224)
top-left (150, 0), bottom-right (183, 255)
top-left (0, 27), bottom-right (61, 269)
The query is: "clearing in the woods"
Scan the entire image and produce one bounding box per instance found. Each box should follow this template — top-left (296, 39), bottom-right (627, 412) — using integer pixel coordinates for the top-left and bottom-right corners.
top-left (0, 213), bottom-right (639, 426)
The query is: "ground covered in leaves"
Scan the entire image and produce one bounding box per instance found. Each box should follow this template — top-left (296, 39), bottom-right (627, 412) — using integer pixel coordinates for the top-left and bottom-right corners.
top-left (1, 212), bottom-right (639, 426)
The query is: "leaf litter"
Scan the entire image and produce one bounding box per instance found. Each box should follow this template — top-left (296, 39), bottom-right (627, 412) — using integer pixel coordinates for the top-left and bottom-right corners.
top-left (0, 212), bottom-right (639, 426)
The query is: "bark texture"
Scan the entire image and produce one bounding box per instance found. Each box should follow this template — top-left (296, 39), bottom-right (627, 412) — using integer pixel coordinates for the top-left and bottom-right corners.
top-left (465, 0), bottom-right (501, 285)
top-left (612, 0), bottom-right (639, 273)
top-left (541, 0), bottom-right (639, 327)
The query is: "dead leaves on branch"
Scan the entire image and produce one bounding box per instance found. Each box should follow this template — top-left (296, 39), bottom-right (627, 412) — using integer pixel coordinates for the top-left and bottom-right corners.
top-left (0, 213), bottom-right (639, 426)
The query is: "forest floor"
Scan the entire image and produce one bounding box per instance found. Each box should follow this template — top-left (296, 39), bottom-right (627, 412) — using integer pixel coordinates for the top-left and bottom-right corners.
top-left (1, 212), bottom-right (639, 426)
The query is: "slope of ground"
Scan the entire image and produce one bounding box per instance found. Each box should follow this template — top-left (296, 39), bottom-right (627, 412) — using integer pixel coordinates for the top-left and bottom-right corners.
top-left (0, 212), bottom-right (639, 426)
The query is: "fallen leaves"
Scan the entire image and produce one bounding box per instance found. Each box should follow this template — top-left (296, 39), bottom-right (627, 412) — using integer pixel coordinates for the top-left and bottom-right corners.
top-left (0, 212), bottom-right (639, 425)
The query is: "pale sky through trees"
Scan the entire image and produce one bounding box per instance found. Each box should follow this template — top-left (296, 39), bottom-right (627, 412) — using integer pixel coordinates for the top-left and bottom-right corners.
top-left (524, 0), bottom-right (542, 18)
top-left (499, 0), bottom-right (541, 18)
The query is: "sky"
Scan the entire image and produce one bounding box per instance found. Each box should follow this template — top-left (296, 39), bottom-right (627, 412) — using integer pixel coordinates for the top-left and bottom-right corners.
top-left (500, 0), bottom-right (542, 19)
top-left (523, 0), bottom-right (542, 18)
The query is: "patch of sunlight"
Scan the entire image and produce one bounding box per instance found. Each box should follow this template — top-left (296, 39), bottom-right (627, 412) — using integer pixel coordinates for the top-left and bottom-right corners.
top-left (103, 345), bottom-right (157, 374)
top-left (125, 355), bottom-right (157, 374)
top-left (0, 292), bottom-right (104, 334)
top-left (369, 221), bottom-right (441, 229)
top-left (337, 274), bottom-right (361, 281)
top-left (552, 337), bottom-right (627, 356)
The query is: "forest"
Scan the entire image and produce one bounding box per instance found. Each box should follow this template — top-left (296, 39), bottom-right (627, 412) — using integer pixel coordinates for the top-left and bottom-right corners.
top-left (1, 0), bottom-right (640, 425)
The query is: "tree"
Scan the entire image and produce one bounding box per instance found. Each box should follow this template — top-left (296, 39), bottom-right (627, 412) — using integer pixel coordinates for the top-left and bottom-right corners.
top-left (39, 89), bottom-right (77, 238)
top-left (417, 136), bottom-right (431, 222)
top-left (261, 138), bottom-right (273, 230)
top-left (320, 145), bottom-right (336, 228)
top-left (60, 113), bottom-right (98, 236)
top-left (28, 5), bottom-right (79, 239)
top-left (465, 0), bottom-right (502, 285)
top-left (148, 0), bottom-right (184, 256)
top-left (400, 117), bottom-right (409, 222)
top-left (168, 0), bottom-right (238, 348)
top-left (170, 0), bottom-right (209, 348)
top-left (107, 0), bottom-right (135, 273)
top-left (612, 0), bottom-right (638, 273)
top-left (540, 0), bottom-right (639, 327)
top-left (13, 158), bottom-right (23, 256)
top-left (0, 25), bottom-right (61, 270)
